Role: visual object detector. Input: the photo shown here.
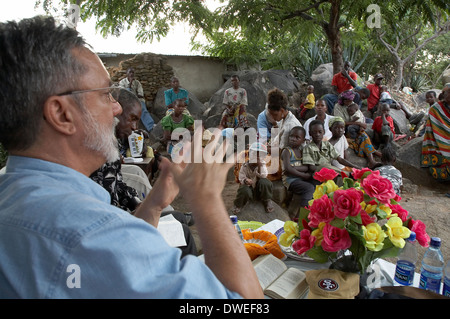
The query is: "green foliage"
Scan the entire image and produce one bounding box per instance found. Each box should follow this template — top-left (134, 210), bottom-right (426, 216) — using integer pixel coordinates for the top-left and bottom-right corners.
top-left (403, 73), bottom-right (431, 92)
top-left (38, 0), bottom-right (450, 87)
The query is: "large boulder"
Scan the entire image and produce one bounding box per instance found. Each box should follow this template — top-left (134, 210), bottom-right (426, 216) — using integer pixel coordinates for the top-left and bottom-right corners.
top-left (204, 70), bottom-right (301, 128)
top-left (309, 63), bottom-right (333, 98)
top-left (389, 108), bottom-right (410, 135)
top-left (396, 136), bottom-right (447, 190)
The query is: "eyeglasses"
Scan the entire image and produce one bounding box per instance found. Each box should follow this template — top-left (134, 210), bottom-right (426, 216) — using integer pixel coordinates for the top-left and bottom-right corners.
top-left (57, 85), bottom-right (121, 103)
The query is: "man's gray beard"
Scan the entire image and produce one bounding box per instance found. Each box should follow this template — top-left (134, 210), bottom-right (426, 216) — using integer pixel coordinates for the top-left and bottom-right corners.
top-left (82, 112), bottom-right (120, 163)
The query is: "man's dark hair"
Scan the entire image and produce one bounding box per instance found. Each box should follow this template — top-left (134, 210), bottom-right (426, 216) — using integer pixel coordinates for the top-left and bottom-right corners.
top-left (290, 126), bottom-right (306, 137)
top-left (267, 88), bottom-right (288, 111)
top-left (426, 90), bottom-right (437, 98)
top-left (381, 143), bottom-right (397, 164)
top-left (117, 88), bottom-right (141, 112)
top-left (358, 87), bottom-right (370, 99)
top-left (0, 16), bottom-right (87, 151)
top-left (309, 119), bottom-right (324, 131)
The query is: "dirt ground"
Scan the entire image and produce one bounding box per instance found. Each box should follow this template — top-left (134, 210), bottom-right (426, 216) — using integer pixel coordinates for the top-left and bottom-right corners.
top-left (172, 179), bottom-right (450, 266)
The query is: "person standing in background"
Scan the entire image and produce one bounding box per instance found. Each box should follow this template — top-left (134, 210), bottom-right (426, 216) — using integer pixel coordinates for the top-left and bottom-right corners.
top-left (119, 67), bottom-right (155, 132)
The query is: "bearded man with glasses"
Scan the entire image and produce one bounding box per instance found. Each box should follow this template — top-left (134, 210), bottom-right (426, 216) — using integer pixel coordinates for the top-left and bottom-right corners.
top-left (0, 16), bottom-right (263, 299)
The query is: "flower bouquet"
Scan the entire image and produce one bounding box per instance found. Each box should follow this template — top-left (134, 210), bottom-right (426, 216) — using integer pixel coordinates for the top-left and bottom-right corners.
top-left (279, 167), bottom-right (430, 274)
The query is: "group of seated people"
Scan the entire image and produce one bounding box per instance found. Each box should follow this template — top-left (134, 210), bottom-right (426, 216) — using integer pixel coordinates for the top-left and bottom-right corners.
top-left (110, 58), bottom-right (449, 229)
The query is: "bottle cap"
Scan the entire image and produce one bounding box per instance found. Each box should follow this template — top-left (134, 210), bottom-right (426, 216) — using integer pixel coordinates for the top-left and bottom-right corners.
top-left (408, 232), bottom-right (416, 242)
top-left (230, 215), bottom-right (238, 223)
top-left (430, 237), bottom-right (441, 248)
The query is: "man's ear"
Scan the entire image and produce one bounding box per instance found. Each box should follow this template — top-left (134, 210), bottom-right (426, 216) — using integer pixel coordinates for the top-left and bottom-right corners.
top-left (42, 96), bottom-right (77, 135)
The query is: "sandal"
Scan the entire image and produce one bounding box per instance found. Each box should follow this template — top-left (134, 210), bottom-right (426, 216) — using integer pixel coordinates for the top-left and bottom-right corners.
top-left (263, 200), bottom-right (274, 213)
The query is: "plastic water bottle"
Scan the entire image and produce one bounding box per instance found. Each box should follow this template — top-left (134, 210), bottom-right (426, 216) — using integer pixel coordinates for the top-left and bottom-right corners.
top-left (419, 237), bottom-right (444, 294)
top-left (443, 260), bottom-right (450, 297)
top-left (394, 232), bottom-right (417, 286)
top-left (230, 215), bottom-right (244, 241)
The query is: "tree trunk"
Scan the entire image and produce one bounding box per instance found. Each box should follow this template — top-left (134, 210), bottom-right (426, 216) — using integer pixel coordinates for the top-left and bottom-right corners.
top-left (322, 0), bottom-right (343, 74)
top-left (394, 59), bottom-right (405, 91)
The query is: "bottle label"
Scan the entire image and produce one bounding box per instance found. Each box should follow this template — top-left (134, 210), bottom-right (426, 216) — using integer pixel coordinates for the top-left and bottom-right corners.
top-left (443, 279), bottom-right (450, 297)
top-left (419, 270), bottom-right (442, 294)
top-left (394, 261), bottom-right (415, 286)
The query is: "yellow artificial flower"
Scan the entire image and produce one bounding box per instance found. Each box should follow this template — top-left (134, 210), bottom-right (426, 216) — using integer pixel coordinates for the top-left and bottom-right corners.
top-left (385, 216), bottom-right (411, 248)
top-left (361, 202), bottom-right (377, 214)
top-left (311, 222), bottom-right (326, 246)
top-left (362, 223), bottom-right (387, 251)
top-left (279, 221), bottom-right (299, 247)
top-left (313, 180), bottom-right (339, 200)
top-left (379, 204), bottom-right (393, 218)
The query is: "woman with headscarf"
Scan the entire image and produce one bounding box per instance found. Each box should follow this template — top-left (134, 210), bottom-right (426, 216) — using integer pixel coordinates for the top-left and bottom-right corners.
top-left (333, 91), bottom-right (381, 168)
top-left (421, 85), bottom-right (450, 183)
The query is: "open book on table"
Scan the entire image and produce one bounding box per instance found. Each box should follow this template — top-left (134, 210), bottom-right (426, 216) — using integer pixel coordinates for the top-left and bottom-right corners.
top-left (252, 254), bottom-right (308, 299)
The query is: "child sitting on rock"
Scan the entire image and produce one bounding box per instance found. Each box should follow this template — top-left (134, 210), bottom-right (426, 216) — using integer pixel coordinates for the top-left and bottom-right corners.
top-left (232, 142), bottom-right (274, 214)
top-left (372, 103), bottom-right (396, 149)
top-left (298, 85), bottom-right (315, 120)
top-left (281, 126), bottom-right (315, 220)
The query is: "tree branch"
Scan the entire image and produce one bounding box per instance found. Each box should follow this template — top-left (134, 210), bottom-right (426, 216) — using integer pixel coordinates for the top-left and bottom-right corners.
top-left (280, 0), bottom-right (329, 21)
top-left (403, 21), bottom-right (450, 63)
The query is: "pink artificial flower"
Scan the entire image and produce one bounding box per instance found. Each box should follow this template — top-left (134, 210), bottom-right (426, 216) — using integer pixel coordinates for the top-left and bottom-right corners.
top-left (351, 167), bottom-right (379, 180)
top-left (333, 188), bottom-right (364, 219)
top-left (321, 224), bottom-right (352, 252)
top-left (361, 173), bottom-right (396, 204)
top-left (408, 219), bottom-right (430, 248)
top-left (292, 229), bottom-right (316, 255)
top-left (360, 209), bottom-right (377, 226)
top-left (308, 195), bottom-right (334, 228)
top-left (389, 204), bottom-right (409, 222)
top-left (314, 167), bottom-right (338, 182)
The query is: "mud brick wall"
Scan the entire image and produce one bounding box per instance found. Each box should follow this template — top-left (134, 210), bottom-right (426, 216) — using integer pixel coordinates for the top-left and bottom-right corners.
top-left (108, 53), bottom-right (174, 102)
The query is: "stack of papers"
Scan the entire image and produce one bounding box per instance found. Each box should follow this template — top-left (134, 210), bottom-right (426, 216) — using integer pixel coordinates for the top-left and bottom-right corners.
top-left (123, 157), bottom-right (144, 163)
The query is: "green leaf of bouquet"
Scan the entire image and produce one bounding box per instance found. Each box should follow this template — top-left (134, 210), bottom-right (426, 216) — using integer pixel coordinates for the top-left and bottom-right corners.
top-left (348, 213), bottom-right (362, 224)
top-left (343, 177), bottom-right (355, 189)
top-left (390, 198), bottom-right (398, 205)
top-left (376, 207), bottom-right (387, 219)
top-left (298, 207), bottom-right (310, 230)
top-left (362, 171), bottom-right (372, 179)
top-left (403, 217), bottom-right (412, 228)
top-left (363, 193), bottom-right (373, 203)
top-left (330, 218), bottom-right (345, 229)
top-left (306, 246), bottom-right (329, 263)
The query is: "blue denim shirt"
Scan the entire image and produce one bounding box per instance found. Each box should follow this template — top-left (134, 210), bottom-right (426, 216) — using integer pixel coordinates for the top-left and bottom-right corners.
top-left (0, 156), bottom-right (241, 299)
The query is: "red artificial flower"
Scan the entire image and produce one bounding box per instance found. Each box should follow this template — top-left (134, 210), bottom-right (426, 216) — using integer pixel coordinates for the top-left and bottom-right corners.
top-left (314, 167), bottom-right (338, 182)
top-left (389, 203), bottom-right (409, 222)
top-left (292, 229), bottom-right (316, 255)
top-left (361, 173), bottom-right (396, 204)
top-left (408, 219), bottom-right (430, 248)
top-left (360, 209), bottom-right (377, 226)
top-left (351, 167), bottom-right (379, 180)
top-left (333, 188), bottom-right (364, 219)
top-left (321, 224), bottom-right (352, 252)
top-left (308, 195), bottom-right (334, 228)
top-left (302, 219), bottom-right (312, 232)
